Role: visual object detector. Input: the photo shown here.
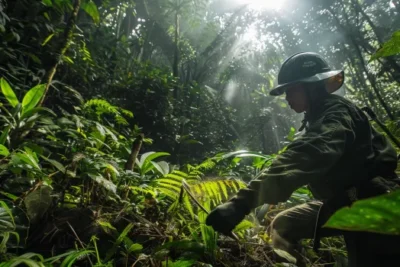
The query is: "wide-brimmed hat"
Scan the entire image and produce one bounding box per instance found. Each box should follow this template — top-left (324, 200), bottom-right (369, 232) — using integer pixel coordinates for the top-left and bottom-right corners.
top-left (270, 52), bottom-right (344, 96)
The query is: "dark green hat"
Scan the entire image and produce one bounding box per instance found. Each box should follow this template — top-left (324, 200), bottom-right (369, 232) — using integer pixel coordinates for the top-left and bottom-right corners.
top-left (270, 52), bottom-right (344, 96)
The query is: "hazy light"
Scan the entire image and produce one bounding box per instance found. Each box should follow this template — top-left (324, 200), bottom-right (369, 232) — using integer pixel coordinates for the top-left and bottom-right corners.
top-left (243, 25), bottom-right (257, 42)
top-left (241, 0), bottom-right (286, 10)
top-left (224, 80), bottom-right (238, 104)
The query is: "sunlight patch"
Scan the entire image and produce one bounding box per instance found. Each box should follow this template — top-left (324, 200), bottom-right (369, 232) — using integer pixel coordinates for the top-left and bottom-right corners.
top-left (239, 0), bottom-right (286, 10)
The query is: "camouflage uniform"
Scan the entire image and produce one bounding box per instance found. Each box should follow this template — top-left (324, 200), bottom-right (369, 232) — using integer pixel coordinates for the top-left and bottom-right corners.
top-left (206, 52), bottom-right (400, 267)
top-left (232, 93), bottom-right (399, 266)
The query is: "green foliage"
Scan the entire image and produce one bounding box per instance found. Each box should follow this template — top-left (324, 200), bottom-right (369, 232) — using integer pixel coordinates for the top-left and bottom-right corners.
top-left (21, 84), bottom-right (46, 115)
top-left (2, 81), bottom-right (41, 115)
top-left (198, 200), bottom-right (217, 259)
top-left (0, 144), bottom-right (9, 156)
top-left (324, 190), bottom-right (400, 235)
top-left (371, 30), bottom-right (400, 60)
top-left (0, 78), bottom-right (19, 108)
top-left (104, 223), bottom-right (134, 261)
top-left (0, 250), bottom-right (95, 266)
top-left (84, 98), bottom-right (133, 126)
top-left (0, 201), bottom-right (16, 233)
top-left (81, 1), bottom-right (100, 24)
top-left (137, 151), bottom-right (171, 176)
top-left (0, 253), bottom-right (45, 267)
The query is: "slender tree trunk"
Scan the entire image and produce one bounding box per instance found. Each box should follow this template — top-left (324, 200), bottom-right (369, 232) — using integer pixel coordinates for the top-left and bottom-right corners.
top-left (173, 12), bottom-right (180, 78)
top-left (40, 0), bottom-right (81, 106)
top-left (172, 10), bottom-right (180, 100)
top-left (345, 51), bottom-right (376, 108)
top-left (125, 134), bottom-right (144, 171)
top-left (351, 38), bottom-right (395, 120)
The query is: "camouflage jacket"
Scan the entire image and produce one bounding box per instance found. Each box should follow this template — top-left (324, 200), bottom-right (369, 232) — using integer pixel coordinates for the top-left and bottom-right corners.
top-left (234, 94), bottom-right (398, 211)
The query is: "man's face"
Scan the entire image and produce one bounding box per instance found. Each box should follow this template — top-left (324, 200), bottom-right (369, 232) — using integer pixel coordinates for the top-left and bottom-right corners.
top-left (285, 84), bottom-right (309, 113)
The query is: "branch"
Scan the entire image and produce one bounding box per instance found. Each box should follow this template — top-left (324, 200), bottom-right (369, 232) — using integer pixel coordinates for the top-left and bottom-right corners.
top-left (39, 0), bottom-right (81, 106)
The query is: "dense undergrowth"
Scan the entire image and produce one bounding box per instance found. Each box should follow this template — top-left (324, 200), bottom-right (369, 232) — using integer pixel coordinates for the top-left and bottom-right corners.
top-left (0, 45), bottom-right (399, 267)
top-left (1, 0), bottom-right (400, 266)
top-left (0, 78), bottom-right (350, 267)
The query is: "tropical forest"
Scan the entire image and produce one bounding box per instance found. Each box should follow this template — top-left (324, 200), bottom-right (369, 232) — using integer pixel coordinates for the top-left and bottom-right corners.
top-left (0, 0), bottom-right (399, 266)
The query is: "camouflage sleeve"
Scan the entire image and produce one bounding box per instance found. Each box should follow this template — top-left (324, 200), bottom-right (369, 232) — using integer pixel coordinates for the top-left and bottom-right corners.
top-left (232, 105), bottom-right (357, 212)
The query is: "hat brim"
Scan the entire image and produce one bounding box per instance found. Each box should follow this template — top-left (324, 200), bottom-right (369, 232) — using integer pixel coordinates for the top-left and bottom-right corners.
top-left (269, 70), bottom-right (344, 96)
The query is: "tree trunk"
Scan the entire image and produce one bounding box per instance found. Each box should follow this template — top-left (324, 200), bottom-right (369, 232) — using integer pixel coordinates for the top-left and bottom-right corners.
top-left (350, 37), bottom-right (395, 120)
top-left (173, 11), bottom-right (180, 99)
top-left (172, 12), bottom-right (180, 78)
top-left (125, 134), bottom-right (144, 171)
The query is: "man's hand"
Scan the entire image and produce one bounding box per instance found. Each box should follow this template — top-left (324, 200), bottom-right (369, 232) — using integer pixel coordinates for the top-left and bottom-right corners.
top-left (205, 200), bottom-right (248, 235)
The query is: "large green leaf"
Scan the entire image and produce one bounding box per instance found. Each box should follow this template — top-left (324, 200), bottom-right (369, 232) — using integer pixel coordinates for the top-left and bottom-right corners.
top-left (41, 0), bottom-right (52, 7)
top-left (152, 161), bottom-right (170, 176)
top-left (0, 201), bottom-right (15, 232)
top-left (0, 126), bottom-right (10, 145)
top-left (11, 152), bottom-right (41, 171)
top-left (371, 30), bottom-right (400, 61)
top-left (217, 150), bottom-right (273, 161)
top-left (21, 84), bottom-right (46, 115)
top-left (324, 190), bottom-right (400, 235)
top-left (89, 174), bottom-right (117, 194)
top-left (0, 145), bottom-right (9, 157)
top-left (41, 156), bottom-right (66, 173)
top-left (0, 253), bottom-right (45, 267)
top-left (139, 152), bottom-right (170, 175)
top-left (23, 186), bottom-right (52, 223)
top-left (81, 1), bottom-right (100, 24)
top-left (128, 243), bottom-right (143, 253)
top-left (59, 250), bottom-right (94, 267)
top-left (0, 78), bottom-right (19, 108)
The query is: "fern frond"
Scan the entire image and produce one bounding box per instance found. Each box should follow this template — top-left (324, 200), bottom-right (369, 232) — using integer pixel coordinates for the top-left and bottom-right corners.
top-left (129, 186), bottom-right (156, 197)
top-left (167, 199), bottom-right (179, 213)
top-left (84, 99), bottom-right (132, 125)
top-left (182, 194), bottom-right (194, 219)
top-left (218, 181), bottom-right (229, 200)
top-left (188, 169), bottom-right (204, 180)
top-left (115, 115), bottom-right (128, 125)
top-left (190, 179), bottom-right (246, 206)
top-left (195, 159), bottom-right (216, 171)
top-left (164, 173), bottom-right (186, 182)
top-left (157, 187), bottom-right (179, 200)
top-left (84, 99), bottom-right (119, 115)
top-left (157, 182), bottom-right (181, 194)
top-left (157, 178), bottom-right (183, 187)
top-left (172, 171), bottom-right (189, 178)
top-left (120, 108), bottom-right (133, 118)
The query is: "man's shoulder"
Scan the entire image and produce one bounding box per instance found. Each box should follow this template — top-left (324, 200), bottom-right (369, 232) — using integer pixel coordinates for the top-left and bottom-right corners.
top-left (322, 95), bottom-right (362, 116)
top-left (320, 95), bottom-right (370, 130)
top-left (324, 95), bottom-right (354, 109)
